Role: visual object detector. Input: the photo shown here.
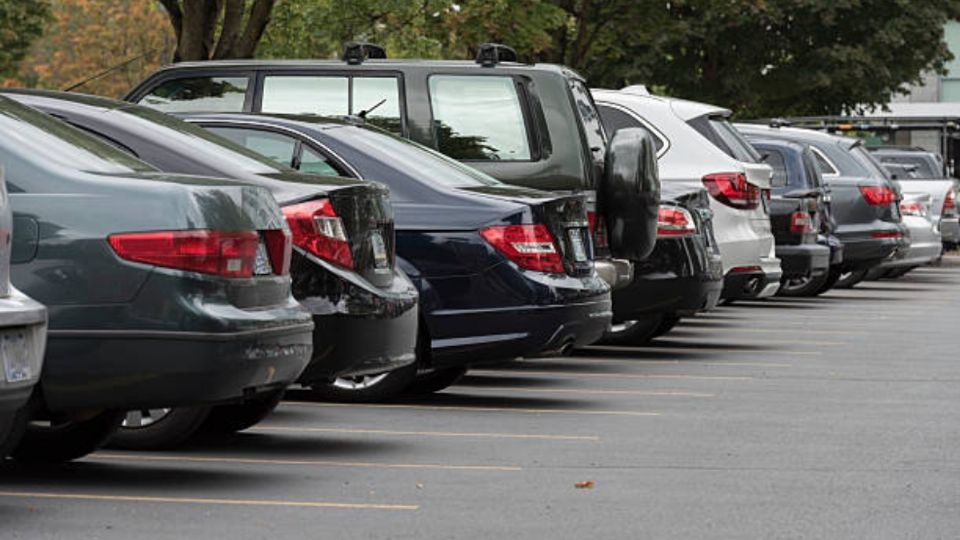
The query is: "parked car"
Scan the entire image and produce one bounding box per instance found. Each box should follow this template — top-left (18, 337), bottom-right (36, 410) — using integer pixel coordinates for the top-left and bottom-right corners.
top-left (0, 95), bottom-right (314, 461)
top-left (125, 42), bottom-right (661, 333)
top-left (0, 173), bottom-right (47, 458)
top-left (871, 147), bottom-right (960, 249)
top-left (593, 86), bottom-right (782, 301)
top-left (184, 113), bottom-right (613, 399)
top-left (736, 123), bottom-right (907, 289)
top-left (2, 90), bottom-right (419, 431)
top-left (868, 193), bottom-right (942, 278)
top-left (746, 138), bottom-right (836, 296)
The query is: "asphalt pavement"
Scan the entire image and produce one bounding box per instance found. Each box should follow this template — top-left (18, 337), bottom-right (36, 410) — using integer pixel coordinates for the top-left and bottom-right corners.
top-left (3, 262), bottom-right (960, 539)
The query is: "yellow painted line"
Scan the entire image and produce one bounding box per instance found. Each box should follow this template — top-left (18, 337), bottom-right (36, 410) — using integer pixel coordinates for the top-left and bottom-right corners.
top-left (471, 369), bottom-right (753, 381)
top-left (0, 491), bottom-right (417, 511)
top-left (251, 426), bottom-right (600, 441)
top-left (284, 401), bottom-right (660, 417)
top-left (91, 453), bottom-right (520, 472)
top-left (453, 386), bottom-right (715, 398)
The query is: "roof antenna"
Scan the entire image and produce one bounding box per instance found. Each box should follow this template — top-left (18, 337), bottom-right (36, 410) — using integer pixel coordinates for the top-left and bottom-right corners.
top-left (62, 47), bottom-right (167, 92)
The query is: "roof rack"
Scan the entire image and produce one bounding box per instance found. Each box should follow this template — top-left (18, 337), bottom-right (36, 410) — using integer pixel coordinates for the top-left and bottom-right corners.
top-left (475, 43), bottom-right (517, 67)
top-left (768, 118), bottom-right (792, 128)
top-left (342, 41), bottom-right (387, 65)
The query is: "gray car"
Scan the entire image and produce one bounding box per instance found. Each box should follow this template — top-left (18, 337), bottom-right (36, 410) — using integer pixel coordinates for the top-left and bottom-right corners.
top-left (0, 170), bottom-right (47, 458)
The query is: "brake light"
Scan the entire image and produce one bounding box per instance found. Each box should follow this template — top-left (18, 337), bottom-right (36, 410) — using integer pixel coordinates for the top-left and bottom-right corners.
top-left (944, 190), bottom-right (957, 216)
top-left (899, 201), bottom-right (924, 217)
top-left (702, 173), bottom-right (760, 210)
top-left (586, 211), bottom-right (610, 250)
top-left (790, 211), bottom-right (814, 234)
top-left (728, 265), bottom-right (762, 274)
top-left (871, 230), bottom-right (903, 239)
top-left (263, 229), bottom-right (292, 275)
top-left (108, 230), bottom-right (258, 278)
top-left (859, 185), bottom-right (897, 206)
top-left (480, 224), bottom-right (564, 274)
top-left (657, 206), bottom-right (697, 237)
top-left (283, 199), bottom-right (353, 269)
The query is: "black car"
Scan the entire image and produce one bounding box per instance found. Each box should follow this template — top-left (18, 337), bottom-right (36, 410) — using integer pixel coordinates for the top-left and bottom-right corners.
top-left (3, 90), bottom-right (421, 414)
top-left (185, 113), bottom-right (613, 400)
top-left (125, 42), bottom-right (661, 322)
top-left (737, 123), bottom-right (906, 289)
top-left (0, 95), bottom-right (315, 461)
top-left (748, 138), bottom-right (835, 296)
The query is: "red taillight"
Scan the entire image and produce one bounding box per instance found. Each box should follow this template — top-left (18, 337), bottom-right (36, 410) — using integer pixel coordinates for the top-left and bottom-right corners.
top-left (944, 190), bottom-right (957, 216)
top-left (871, 230), bottom-right (903, 239)
top-left (790, 211), bottom-right (814, 234)
top-left (263, 229), bottom-right (292, 275)
top-left (702, 173), bottom-right (760, 210)
top-left (283, 199), bottom-right (353, 269)
top-left (728, 265), bottom-right (762, 274)
top-left (859, 185), bottom-right (897, 206)
top-left (657, 206), bottom-right (697, 237)
top-left (480, 224), bottom-right (564, 274)
top-left (108, 230), bottom-right (258, 278)
top-left (586, 211), bottom-right (609, 250)
top-left (899, 201), bottom-right (924, 217)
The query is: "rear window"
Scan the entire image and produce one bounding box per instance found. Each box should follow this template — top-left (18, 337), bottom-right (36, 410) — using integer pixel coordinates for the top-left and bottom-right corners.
top-left (762, 149), bottom-right (788, 188)
top-left (428, 75), bottom-right (532, 161)
top-left (260, 75), bottom-right (403, 134)
top-left (597, 105), bottom-right (665, 152)
top-left (689, 115), bottom-right (762, 163)
top-left (138, 76), bottom-right (249, 112)
top-left (849, 145), bottom-right (890, 180)
top-left (875, 155), bottom-right (939, 178)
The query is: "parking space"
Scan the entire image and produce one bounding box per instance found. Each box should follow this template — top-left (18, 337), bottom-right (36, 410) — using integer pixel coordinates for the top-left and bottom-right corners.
top-left (2, 264), bottom-right (960, 538)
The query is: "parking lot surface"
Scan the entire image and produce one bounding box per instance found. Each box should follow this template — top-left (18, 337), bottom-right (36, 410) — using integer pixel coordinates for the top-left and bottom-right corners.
top-left (2, 264), bottom-right (960, 539)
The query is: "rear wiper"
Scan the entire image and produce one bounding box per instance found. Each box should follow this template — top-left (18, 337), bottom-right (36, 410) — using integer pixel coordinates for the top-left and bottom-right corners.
top-left (357, 99), bottom-right (387, 119)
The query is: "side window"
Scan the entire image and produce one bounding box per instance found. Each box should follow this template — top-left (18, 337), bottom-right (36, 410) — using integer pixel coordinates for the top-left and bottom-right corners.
top-left (138, 76), bottom-right (249, 112)
top-left (597, 105), bottom-right (665, 152)
top-left (811, 147), bottom-right (839, 176)
top-left (428, 75), bottom-right (531, 161)
top-left (208, 127), bottom-right (296, 167)
top-left (570, 80), bottom-right (606, 154)
top-left (352, 77), bottom-right (402, 133)
top-left (763, 150), bottom-right (788, 188)
top-left (298, 146), bottom-right (341, 176)
top-left (261, 76), bottom-right (349, 116)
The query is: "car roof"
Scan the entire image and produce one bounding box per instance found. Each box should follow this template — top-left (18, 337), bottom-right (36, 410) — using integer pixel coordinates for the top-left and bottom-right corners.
top-left (734, 123), bottom-right (860, 149)
top-left (591, 87), bottom-right (730, 121)
top-left (743, 137), bottom-right (807, 154)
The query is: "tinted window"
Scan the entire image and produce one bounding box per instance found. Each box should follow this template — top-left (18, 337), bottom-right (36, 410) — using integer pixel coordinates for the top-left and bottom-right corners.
top-left (139, 76), bottom-right (248, 112)
top-left (352, 78), bottom-right (402, 133)
top-left (801, 149), bottom-right (824, 188)
top-left (811, 148), bottom-right (839, 175)
top-left (689, 115), bottom-right (762, 162)
top-left (299, 146), bottom-right (341, 176)
top-left (570, 81), bottom-right (607, 154)
top-left (763, 149), bottom-right (788, 188)
top-left (226, 129), bottom-right (297, 167)
top-left (876, 155), bottom-right (939, 178)
top-left (428, 75), bottom-right (531, 161)
top-left (849, 145), bottom-right (889, 180)
top-left (261, 76), bottom-right (349, 116)
top-left (597, 105), bottom-right (664, 152)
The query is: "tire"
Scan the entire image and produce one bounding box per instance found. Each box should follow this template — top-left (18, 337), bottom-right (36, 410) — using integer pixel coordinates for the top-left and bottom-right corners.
top-left (778, 272), bottom-right (832, 297)
top-left (108, 406), bottom-right (211, 450)
top-left (835, 269), bottom-right (869, 289)
top-left (0, 409), bottom-right (27, 458)
top-left (650, 313), bottom-right (681, 338)
top-left (884, 267), bottom-right (913, 279)
top-left (404, 367), bottom-right (467, 395)
top-left (598, 314), bottom-right (663, 346)
top-left (200, 390), bottom-right (286, 435)
top-left (308, 364), bottom-right (419, 402)
top-left (817, 266), bottom-right (842, 294)
top-left (864, 267), bottom-right (886, 281)
top-left (11, 410), bottom-right (125, 463)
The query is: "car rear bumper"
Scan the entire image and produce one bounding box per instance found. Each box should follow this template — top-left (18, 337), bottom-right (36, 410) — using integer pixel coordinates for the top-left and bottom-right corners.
top-left (940, 217), bottom-right (960, 244)
top-left (836, 223), bottom-right (904, 270)
top-left (721, 257), bottom-right (782, 300)
top-left (776, 243), bottom-right (831, 279)
top-left (0, 289), bottom-right (46, 414)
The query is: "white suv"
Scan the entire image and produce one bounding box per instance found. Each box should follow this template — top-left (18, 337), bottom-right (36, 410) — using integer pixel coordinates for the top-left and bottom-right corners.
top-left (593, 86), bottom-right (781, 300)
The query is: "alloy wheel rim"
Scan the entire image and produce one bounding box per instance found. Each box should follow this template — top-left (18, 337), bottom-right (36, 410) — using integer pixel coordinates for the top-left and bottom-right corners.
top-left (608, 321), bottom-right (638, 334)
top-left (122, 408), bottom-right (172, 429)
top-left (332, 373), bottom-right (390, 390)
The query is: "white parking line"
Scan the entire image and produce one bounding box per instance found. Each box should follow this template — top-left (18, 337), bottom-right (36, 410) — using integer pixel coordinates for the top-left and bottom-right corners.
top-left (0, 491), bottom-right (419, 510)
top-left (250, 426), bottom-right (601, 441)
top-left (91, 453), bottom-right (522, 472)
top-left (284, 401), bottom-right (660, 417)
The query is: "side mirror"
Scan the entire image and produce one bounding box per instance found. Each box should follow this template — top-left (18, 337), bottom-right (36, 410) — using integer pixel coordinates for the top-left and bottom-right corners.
top-left (597, 128), bottom-right (661, 261)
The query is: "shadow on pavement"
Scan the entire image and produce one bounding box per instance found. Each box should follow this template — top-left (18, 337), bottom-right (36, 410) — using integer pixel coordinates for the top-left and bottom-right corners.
top-left (392, 391), bottom-right (592, 411)
top-left (0, 460), bottom-right (256, 490)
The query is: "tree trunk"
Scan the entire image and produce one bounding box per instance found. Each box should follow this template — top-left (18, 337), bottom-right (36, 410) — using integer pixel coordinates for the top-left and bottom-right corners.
top-left (159, 0), bottom-right (276, 62)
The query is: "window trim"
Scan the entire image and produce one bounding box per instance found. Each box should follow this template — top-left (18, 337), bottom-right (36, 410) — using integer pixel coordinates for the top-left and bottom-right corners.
top-left (810, 146), bottom-right (840, 177)
top-left (426, 72), bottom-right (537, 163)
top-left (133, 71), bottom-right (257, 112)
top-left (595, 101), bottom-right (671, 158)
top-left (252, 70), bottom-right (408, 136)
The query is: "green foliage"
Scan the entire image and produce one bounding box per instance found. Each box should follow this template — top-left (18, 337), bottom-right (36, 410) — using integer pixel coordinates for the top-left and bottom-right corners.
top-left (0, 0), bottom-right (49, 80)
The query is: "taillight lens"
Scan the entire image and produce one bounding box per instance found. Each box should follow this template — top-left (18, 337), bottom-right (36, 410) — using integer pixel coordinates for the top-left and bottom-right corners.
top-left (263, 229), bottom-right (292, 275)
top-left (899, 200), bottom-right (924, 217)
top-left (586, 211), bottom-right (610, 250)
top-left (790, 211), bottom-right (814, 234)
top-left (728, 265), bottom-right (762, 274)
top-left (944, 190), bottom-right (957, 216)
top-left (283, 199), bottom-right (354, 269)
top-left (108, 230), bottom-right (258, 278)
top-left (871, 230), bottom-right (903, 239)
top-left (657, 206), bottom-right (697, 237)
top-left (859, 185), bottom-right (897, 206)
top-left (702, 173), bottom-right (760, 210)
top-left (480, 224), bottom-right (564, 274)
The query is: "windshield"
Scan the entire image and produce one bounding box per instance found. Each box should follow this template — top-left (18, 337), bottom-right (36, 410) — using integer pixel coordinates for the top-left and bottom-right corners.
top-left (335, 125), bottom-right (502, 188)
top-left (876, 154), bottom-right (940, 178)
top-left (849, 144), bottom-right (890, 180)
top-left (0, 96), bottom-right (154, 174)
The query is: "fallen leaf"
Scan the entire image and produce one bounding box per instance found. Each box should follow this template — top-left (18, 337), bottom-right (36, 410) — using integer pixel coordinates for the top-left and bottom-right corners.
top-left (574, 481), bottom-right (594, 489)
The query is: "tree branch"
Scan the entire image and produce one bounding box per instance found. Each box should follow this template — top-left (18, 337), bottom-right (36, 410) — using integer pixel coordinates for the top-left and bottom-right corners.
top-left (213, 0), bottom-right (244, 59)
top-left (235, 0), bottom-right (276, 58)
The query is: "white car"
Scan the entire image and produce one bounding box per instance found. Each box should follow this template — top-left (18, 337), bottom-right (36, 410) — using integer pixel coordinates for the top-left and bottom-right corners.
top-left (593, 86), bottom-right (781, 300)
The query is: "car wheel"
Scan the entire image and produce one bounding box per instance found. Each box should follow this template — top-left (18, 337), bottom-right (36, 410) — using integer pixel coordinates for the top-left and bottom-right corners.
top-left (0, 408), bottom-right (27, 458)
top-left (884, 267), bottom-right (914, 279)
top-left (651, 313), bottom-right (681, 338)
top-left (11, 410), bottom-right (125, 463)
top-left (778, 273), bottom-right (831, 297)
top-left (598, 314), bottom-right (663, 346)
top-left (404, 367), bottom-right (468, 395)
top-left (107, 406), bottom-right (211, 450)
top-left (309, 364), bottom-right (418, 402)
top-left (200, 389), bottom-right (286, 435)
top-left (817, 266), bottom-right (842, 294)
top-left (835, 269), bottom-right (869, 289)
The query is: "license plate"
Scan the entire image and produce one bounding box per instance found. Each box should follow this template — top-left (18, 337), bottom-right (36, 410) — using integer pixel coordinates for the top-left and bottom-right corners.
top-left (253, 241), bottom-right (272, 275)
top-left (370, 232), bottom-right (389, 268)
top-left (2, 329), bottom-right (31, 383)
top-left (569, 229), bottom-right (588, 262)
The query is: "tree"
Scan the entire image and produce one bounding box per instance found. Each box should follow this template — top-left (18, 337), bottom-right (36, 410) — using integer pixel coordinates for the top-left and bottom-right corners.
top-left (158, 0), bottom-right (276, 61)
top-left (0, 0), bottom-right (49, 82)
top-left (20, 0), bottom-right (172, 97)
